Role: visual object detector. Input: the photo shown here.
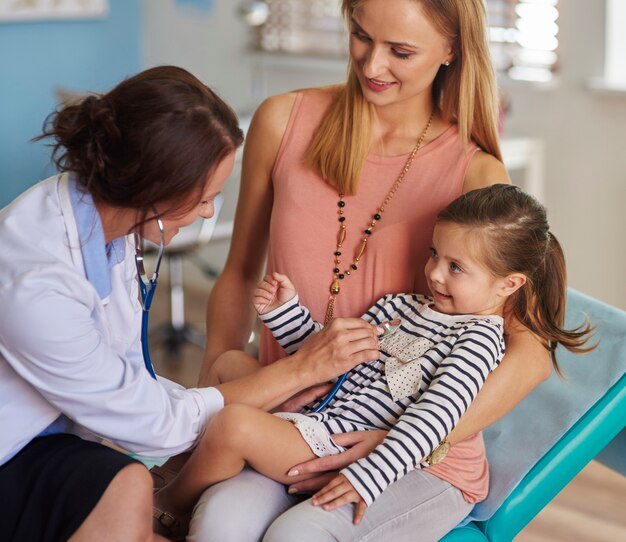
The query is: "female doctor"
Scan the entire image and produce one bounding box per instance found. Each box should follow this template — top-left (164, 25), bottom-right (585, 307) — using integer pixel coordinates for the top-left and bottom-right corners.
top-left (0, 65), bottom-right (380, 542)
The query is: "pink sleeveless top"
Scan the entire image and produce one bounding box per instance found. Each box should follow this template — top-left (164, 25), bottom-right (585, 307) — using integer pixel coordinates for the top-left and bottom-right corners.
top-left (262, 89), bottom-right (489, 503)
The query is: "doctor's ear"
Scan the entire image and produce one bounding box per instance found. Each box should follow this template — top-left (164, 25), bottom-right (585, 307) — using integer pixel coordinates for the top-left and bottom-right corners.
top-left (499, 273), bottom-right (527, 298)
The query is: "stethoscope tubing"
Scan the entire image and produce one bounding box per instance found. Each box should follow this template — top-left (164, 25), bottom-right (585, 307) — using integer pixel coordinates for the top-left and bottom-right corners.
top-left (135, 214), bottom-right (165, 380)
top-left (312, 373), bottom-right (348, 413)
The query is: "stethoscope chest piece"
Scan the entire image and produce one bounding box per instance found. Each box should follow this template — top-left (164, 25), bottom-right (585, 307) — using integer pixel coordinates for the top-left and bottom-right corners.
top-left (379, 319), bottom-right (401, 338)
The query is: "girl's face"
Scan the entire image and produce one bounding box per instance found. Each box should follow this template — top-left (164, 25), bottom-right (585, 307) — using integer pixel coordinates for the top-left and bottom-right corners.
top-left (143, 151), bottom-right (235, 246)
top-left (349, 0), bottom-right (453, 109)
top-left (424, 222), bottom-right (510, 316)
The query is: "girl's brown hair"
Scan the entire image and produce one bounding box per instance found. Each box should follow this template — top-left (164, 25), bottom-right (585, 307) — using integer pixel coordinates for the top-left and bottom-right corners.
top-left (36, 65), bottom-right (243, 218)
top-left (437, 184), bottom-right (594, 374)
top-left (307, 0), bottom-right (501, 195)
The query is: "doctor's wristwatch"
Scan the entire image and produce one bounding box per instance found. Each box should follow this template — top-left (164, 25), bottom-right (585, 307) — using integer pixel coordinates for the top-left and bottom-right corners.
top-left (425, 438), bottom-right (451, 466)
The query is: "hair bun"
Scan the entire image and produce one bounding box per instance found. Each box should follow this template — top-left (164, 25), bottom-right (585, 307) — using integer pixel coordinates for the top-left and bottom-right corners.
top-left (76, 95), bottom-right (121, 179)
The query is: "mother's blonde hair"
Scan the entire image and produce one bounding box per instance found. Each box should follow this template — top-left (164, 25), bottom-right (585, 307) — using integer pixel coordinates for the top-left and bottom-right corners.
top-left (307, 0), bottom-right (502, 195)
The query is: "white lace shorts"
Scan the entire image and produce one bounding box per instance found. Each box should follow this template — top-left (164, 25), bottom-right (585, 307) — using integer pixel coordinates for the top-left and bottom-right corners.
top-left (273, 412), bottom-right (347, 458)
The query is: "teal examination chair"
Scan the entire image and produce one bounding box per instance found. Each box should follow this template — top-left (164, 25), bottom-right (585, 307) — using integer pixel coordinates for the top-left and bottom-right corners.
top-left (441, 289), bottom-right (626, 542)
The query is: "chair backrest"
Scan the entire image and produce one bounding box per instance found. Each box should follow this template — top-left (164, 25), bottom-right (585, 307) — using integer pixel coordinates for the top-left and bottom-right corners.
top-left (463, 289), bottom-right (626, 540)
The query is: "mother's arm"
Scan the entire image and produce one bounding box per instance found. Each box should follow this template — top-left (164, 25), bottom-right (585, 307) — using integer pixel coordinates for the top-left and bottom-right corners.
top-left (198, 92), bottom-right (297, 386)
top-left (448, 319), bottom-right (552, 444)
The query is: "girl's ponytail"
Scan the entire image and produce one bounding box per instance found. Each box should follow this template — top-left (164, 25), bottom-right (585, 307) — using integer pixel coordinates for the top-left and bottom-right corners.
top-left (520, 232), bottom-right (594, 375)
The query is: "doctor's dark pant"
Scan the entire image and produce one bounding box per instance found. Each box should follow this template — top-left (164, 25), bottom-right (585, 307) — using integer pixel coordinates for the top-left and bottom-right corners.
top-left (0, 433), bottom-right (137, 542)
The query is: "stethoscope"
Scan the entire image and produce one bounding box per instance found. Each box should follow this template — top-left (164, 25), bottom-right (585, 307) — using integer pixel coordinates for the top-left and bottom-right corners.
top-left (312, 319), bottom-right (401, 413)
top-left (134, 215), bottom-right (165, 380)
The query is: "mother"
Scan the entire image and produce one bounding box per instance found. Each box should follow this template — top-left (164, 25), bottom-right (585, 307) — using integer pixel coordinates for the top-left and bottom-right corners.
top-left (193, 0), bottom-right (551, 541)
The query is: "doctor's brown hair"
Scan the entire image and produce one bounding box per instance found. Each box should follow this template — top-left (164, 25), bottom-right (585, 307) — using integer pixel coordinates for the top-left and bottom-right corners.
top-left (437, 184), bottom-right (594, 374)
top-left (36, 65), bottom-right (243, 218)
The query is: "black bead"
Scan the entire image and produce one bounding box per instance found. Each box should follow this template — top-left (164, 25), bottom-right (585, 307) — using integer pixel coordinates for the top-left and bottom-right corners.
top-left (334, 251), bottom-right (341, 256)
top-left (351, 264), bottom-right (357, 270)
top-left (364, 229), bottom-right (372, 235)
top-left (333, 267), bottom-right (340, 273)
top-left (338, 201), bottom-right (346, 207)
top-left (374, 213), bottom-right (381, 220)
top-left (338, 216), bottom-right (346, 222)
top-left (338, 274), bottom-right (345, 279)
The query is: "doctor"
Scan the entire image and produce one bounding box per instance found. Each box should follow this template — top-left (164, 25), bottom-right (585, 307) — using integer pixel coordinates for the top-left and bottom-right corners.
top-left (0, 65), bottom-right (380, 542)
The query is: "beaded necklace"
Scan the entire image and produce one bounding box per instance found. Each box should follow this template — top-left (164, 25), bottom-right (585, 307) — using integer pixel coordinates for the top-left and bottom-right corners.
top-left (324, 111), bottom-right (434, 324)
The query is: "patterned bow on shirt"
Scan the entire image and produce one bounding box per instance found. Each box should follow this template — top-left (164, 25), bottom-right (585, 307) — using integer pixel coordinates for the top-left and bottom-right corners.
top-left (379, 328), bottom-right (434, 401)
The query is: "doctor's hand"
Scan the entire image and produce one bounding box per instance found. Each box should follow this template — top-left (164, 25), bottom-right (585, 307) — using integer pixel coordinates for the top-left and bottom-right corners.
top-left (287, 429), bottom-right (387, 494)
top-left (294, 317), bottom-right (382, 384)
top-left (312, 474), bottom-right (368, 525)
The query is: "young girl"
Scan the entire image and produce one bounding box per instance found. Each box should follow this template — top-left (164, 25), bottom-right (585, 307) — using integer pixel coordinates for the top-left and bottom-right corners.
top-left (154, 184), bottom-right (593, 538)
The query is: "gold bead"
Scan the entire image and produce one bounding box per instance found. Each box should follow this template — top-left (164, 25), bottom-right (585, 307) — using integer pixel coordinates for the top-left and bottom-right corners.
top-left (356, 238), bottom-right (367, 260)
top-left (330, 280), bottom-right (340, 295)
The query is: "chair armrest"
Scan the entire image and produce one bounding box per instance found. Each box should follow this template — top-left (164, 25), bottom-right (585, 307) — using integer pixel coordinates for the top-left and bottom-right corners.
top-left (440, 522), bottom-right (488, 541)
top-left (481, 373), bottom-right (626, 542)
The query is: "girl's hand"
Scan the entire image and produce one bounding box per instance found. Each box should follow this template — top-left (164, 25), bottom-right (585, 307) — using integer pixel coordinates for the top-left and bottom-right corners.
top-left (253, 272), bottom-right (296, 314)
top-left (287, 430), bottom-right (387, 493)
top-left (312, 474), bottom-right (367, 525)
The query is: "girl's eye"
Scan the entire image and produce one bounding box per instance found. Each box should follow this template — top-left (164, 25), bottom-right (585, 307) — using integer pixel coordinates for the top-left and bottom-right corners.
top-left (450, 262), bottom-right (463, 273)
top-left (392, 49), bottom-right (411, 60)
top-left (429, 247), bottom-right (437, 259)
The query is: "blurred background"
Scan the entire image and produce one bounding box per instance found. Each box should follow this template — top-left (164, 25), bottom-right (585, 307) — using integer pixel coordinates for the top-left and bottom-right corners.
top-left (1, 1), bottom-right (624, 540)
top-left (1, 0), bottom-right (625, 310)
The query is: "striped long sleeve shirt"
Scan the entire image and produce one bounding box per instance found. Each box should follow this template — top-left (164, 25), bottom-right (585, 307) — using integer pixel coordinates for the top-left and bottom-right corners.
top-left (260, 293), bottom-right (505, 506)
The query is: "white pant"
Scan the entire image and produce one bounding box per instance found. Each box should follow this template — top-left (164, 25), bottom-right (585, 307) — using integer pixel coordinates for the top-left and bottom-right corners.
top-left (187, 466), bottom-right (473, 542)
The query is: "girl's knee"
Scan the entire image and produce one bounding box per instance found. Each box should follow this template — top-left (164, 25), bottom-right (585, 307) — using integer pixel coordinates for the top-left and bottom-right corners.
top-left (204, 404), bottom-right (259, 450)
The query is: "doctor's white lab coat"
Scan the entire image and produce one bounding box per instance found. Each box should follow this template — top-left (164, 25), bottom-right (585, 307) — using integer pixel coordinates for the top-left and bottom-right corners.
top-left (0, 174), bottom-right (223, 466)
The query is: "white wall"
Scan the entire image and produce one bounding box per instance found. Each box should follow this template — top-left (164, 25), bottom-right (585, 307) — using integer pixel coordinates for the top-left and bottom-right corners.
top-left (143, 0), bottom-right (626, 310)
top-left (500, 1), bottom-right (626, 310)
top-left (143, 0), bottom-right (253, 112)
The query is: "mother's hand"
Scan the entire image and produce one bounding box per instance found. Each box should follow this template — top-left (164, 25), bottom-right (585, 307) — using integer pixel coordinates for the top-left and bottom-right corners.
top-left (286, 430), bottom-right (387, 494)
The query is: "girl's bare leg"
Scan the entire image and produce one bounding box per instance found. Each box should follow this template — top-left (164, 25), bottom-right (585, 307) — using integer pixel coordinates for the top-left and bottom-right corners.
top-left (154, 404), bottom-right (317, 520)
top-left (151, 351), bottom-right (263, 490)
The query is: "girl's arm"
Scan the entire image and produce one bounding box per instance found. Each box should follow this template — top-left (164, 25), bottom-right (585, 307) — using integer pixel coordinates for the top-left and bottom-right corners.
top-left (198, 92), bottom-right (297, 386)
top-left (258, 295), bottom-right (324, 355)
top-left (341, 319), bottom-right (505, 506)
